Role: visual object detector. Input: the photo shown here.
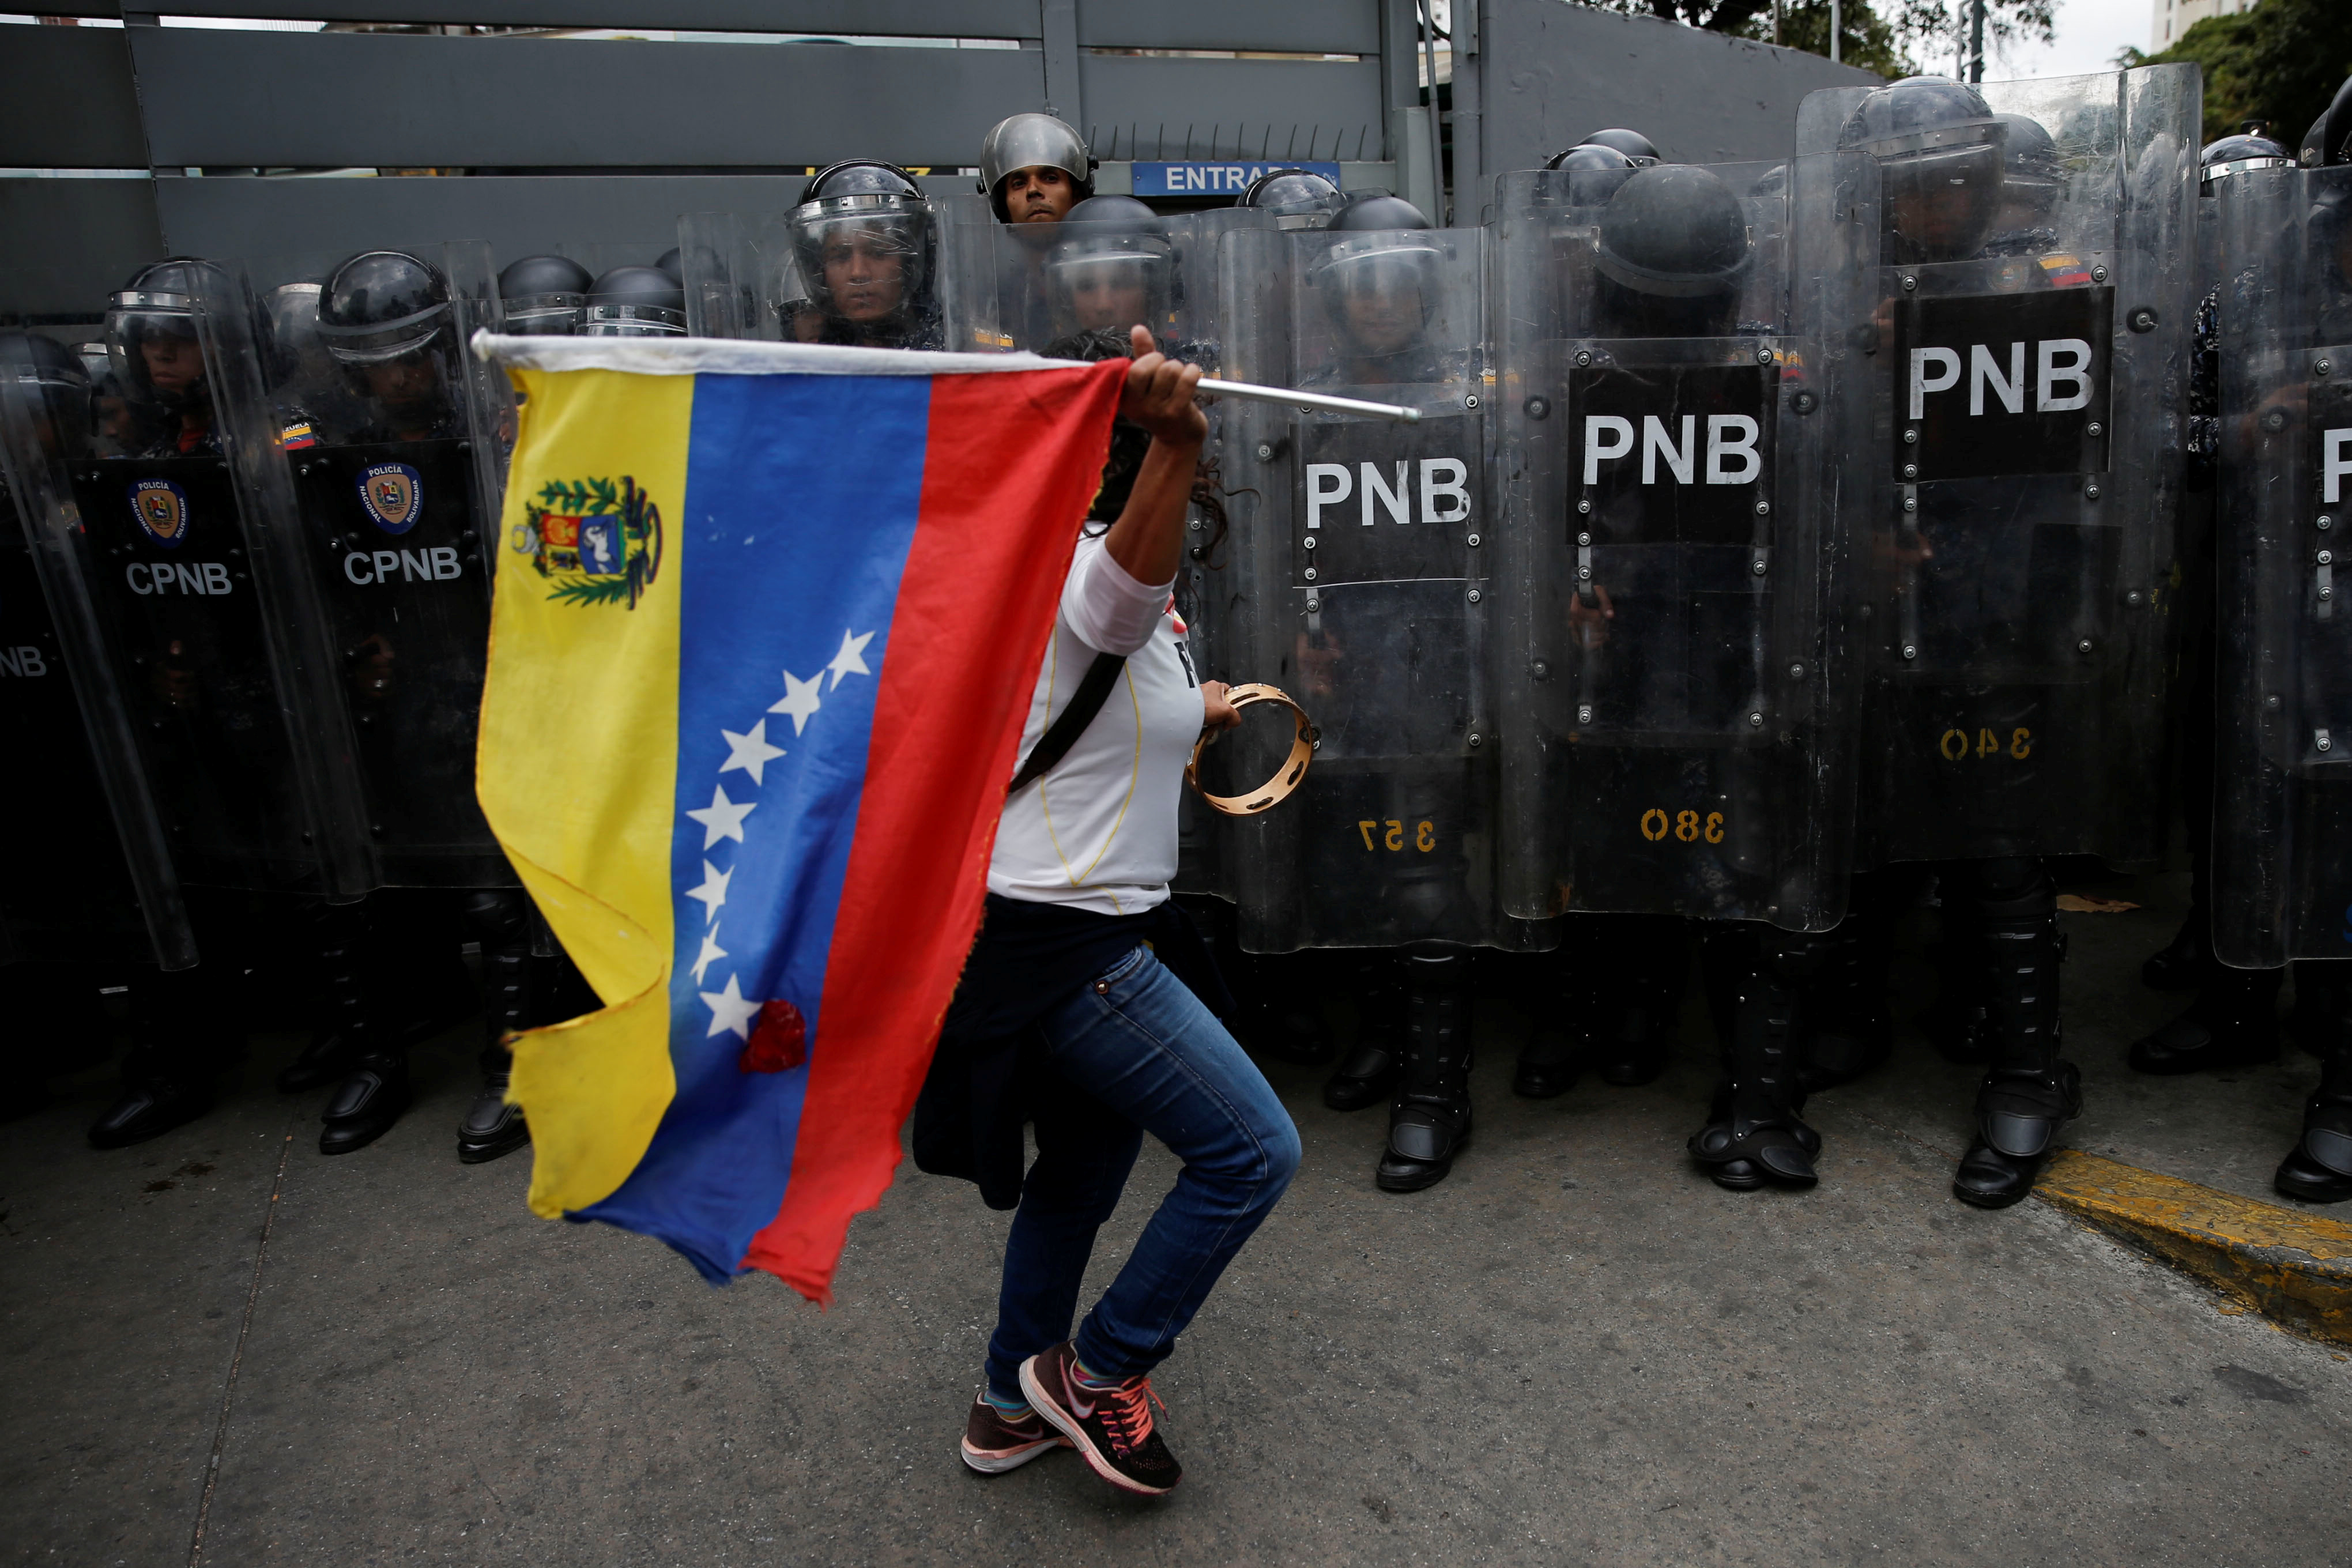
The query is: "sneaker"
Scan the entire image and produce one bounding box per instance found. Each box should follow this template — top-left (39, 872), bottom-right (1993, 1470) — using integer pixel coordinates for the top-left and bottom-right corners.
top-left (958, 1394), bottom-right (1069, 1476)
top-left (1018, 1340), bottom-right (1182, 1497)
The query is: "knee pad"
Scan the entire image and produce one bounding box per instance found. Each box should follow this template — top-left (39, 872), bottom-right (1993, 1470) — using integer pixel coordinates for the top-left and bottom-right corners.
top-left (463, 888), bottom-right (529, 949)
top-left (1403, 945), bottom-right (1469, 989)
top-left (1969, 856), bottom-right (2052, 920)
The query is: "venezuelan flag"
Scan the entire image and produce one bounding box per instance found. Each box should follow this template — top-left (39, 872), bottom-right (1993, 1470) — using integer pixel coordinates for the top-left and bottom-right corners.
top-left (474, 334), bottom-right (1125, 1301)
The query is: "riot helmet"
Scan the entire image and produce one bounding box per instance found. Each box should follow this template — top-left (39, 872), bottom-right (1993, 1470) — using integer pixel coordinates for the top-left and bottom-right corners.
top-left (498, 254), bottom-right (593, 336)
top-left (654, 246), bottom-right (683, 284)
top-left (0, 330), bottom-right (92, 458)
top-left (1240, 167), bottom-right (1348, 230)
top-left (1837, 76), bottom-right (2007, 265)
top-left (318, 249), bottom-right (452, 364)
top-left (582, 265), bottom-right (687, 337)
top-left (1543, 143), bottom-right (1640, 204)
top-left (2200, 131), bottom-right (2292, 193)
top-left (1046, 194), bottom-right (1172, 337)
top-left (1592, 164), bottom-right (1754, 337)
top-left (105, 256), bottom-right (226, 416)
top-left (260, 282), bottom-right (324, 382)
top-left (788, 161), bottom-right (936, 347)
top-left (1992, 114), bottom-right (2067, 236)
top-left (2303, 73), bottom-right (2352, 168)
top-left (979, 112), bottom-right (1095, 223)
top-left (1309, 195), bottom-right (1443, 372)
top-left (319, 249), bottom-right (460, 428)
top-left (1578, 127), bottom-right (1664, 167)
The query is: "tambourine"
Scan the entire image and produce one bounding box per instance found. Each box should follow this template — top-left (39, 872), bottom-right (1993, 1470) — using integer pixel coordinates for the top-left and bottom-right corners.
top-left (1185, 683), bottom-right (1314, 816)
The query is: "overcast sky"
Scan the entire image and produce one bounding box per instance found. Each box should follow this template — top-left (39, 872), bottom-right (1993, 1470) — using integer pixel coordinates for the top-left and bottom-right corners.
top-left (1996, 0), bottom-right (2152, 78)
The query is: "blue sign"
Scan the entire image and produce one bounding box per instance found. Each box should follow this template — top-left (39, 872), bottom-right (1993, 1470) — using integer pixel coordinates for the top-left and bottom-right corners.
top-left (1129, 160), bottom-right (1344, 198)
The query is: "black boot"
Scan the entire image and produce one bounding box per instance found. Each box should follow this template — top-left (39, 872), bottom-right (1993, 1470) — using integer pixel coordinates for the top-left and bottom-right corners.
top-left (2127, 963), bottom-right (2283, 1075)
top-left (458, 903), bottom-right (529, 1163)
top-left (1246, 953), bottom-right (1336, 1067)
top-left (2142, 908), bottom-right (2212, 992)
top-left (1513, 1018), bottom-right (1582, 1099)
top-left (89, 1044), bottom-right (217, 1149)
top-left (1689, 929), bottom-right (1819, 1190)
top-left (2276, 965), bottom-right (2352, 1203)
top-left (1799, 903), bottom-right (1894, 1093)
top-left (2275, 1056), bottom-right (2352, 1203)
top-left (1513, 949), bottom-right (1584, 1099)
top-left (1324, 956), bottom-right (1404, 1111)
top-left (1376, 951), bottom-right (1472, 1192)
top-left (1592, 918), bottom-right (1686, 1087)
top-left (278, 902), bottom-right (370, 1092)
top-left (1953, 862), bottom-right (2079, 1209)
top-left (89, 964), bottom-right (238, 1150)
top-left (1920, 882), bottom-right (1995, 1065)
top-left (320, 1048), bottom-right (413, 1156)
top-left (313, 896), bottom-right (419, 1156)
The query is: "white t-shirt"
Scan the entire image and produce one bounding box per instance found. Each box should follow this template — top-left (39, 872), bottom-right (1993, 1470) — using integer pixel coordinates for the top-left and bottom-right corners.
top-left (989, 530), bottom-right (1205, 916)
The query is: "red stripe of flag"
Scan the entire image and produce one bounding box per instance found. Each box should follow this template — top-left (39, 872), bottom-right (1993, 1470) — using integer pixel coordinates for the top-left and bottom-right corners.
top-left (742, 359), bottom-right (1127, 1301)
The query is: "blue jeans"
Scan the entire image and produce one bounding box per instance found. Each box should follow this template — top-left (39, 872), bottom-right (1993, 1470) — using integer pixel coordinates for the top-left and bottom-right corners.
top-left (984, 942), bottom-right (1301, 1396)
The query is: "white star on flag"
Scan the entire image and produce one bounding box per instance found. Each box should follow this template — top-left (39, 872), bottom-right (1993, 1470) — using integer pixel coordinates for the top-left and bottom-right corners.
top-left (684, 858), bottom-right (732, 925)
top-left (685, 782), bottom-right (756, 849)
top-left (691, 926), bottom-right (728, 985)
top-left (718, 719), bottom-right (786, 787)
top-left (770, 669), bottom-right (824, 735)
top-left (700, 973), bottom-right (763, 1041)
top-left (826, 628), bottom-right (875, 689)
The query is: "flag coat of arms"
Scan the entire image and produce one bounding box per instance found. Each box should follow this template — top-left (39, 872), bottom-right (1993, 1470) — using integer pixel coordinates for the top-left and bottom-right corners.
top-left (475, 334), bottom-right (1125, 1302)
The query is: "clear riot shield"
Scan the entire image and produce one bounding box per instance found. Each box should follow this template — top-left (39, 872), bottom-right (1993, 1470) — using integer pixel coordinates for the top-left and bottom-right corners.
top-left (1490, 153), bottom-right (1875, 930)
top-left (683, 198), bottom-right (950, 349)
top-left (220, 243), bottom-right (514, 888)
top-left (943, 207), bottom-right (1269, 364)
top-left (0, 269), bottom-right (364, 903)
top-left (0, 411), bottom-right (194, 968)
top-left (1798, 66), bottom-right (2200, 869)
top-left (2211, 164), bottom-right (2352, 967)
top-left (1208, 221), bottom-right (1549, 953)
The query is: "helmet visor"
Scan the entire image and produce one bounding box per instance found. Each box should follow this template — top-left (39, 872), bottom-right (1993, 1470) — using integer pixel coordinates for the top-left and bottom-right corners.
top-left (502, 292), bottom-right (586, 336)
top-left (319, 304), bottom-right (451, 365)
top-left (581, 305), bottom-right (686, 337)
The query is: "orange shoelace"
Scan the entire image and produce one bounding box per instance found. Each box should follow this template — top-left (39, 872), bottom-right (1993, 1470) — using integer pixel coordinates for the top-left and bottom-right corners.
top-left (1095, 1375), bottom-right (1167, 1458)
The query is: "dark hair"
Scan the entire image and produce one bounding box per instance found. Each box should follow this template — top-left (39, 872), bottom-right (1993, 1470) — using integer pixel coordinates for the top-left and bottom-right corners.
top-left (1043, 326), bottom-right (1229, 566)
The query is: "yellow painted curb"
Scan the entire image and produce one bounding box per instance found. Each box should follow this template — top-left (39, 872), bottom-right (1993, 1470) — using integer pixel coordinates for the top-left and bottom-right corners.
top-left (2035, 1149), bottom-right (2352, 1346)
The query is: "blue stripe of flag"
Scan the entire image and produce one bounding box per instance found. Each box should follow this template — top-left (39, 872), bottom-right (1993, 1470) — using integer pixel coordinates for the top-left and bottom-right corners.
top-left (571, 371), bottom-right (932, 1280)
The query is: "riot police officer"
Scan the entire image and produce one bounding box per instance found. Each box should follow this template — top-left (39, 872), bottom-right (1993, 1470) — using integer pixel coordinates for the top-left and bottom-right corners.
top-left (582, 264), bottom-right (688, 338)
top-left (1219, 193), bottom-right (1532, 1188)
top-left (979, 111), bottom-right (1095, 225)
top-left (1569, 127), bottom-right (1664, 168)
top-left (2204, 76), bottom-right (2352, 1201)
top-left (789, 161), bottom-right (942, 350)
top-left (0, 328), bottom-right (231, 1145)
top-left (1039, 194), bottom-right (1174, 356)
top-left (1238, 168), bottom-right (1348, 230)
top-left (2129, 131), bottom-right (2296, 1080)
top-left (1822, 72), bottom-right (2198, 1205)
top-left (109, 258), bottom-right (227, 459)
top-left (498, 254), bottom-right (593, 337)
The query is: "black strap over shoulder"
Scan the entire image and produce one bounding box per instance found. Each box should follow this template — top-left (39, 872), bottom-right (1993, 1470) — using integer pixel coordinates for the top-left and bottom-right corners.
top-left (1007, 650), bottom-right (1126, 796)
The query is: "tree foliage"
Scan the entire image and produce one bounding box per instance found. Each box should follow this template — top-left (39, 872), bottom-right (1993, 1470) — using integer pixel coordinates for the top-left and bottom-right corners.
top-left (1576, 0), bottom-right (2052, 81)
top-left (2123, 0), bottom-right (2352, 146)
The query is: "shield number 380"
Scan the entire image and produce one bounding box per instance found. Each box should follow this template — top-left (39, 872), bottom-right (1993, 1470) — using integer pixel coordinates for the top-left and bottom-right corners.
top-left (1640, 808), bottom-right (1724, 843)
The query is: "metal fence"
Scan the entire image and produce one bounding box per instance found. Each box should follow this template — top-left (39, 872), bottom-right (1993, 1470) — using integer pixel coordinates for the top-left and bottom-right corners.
top-left (0, 0), bottom-right (1874, 320)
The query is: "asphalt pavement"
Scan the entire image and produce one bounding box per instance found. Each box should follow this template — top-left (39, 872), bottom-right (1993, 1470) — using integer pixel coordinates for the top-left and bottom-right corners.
top-left (5, 865), bottom-right (2350, 1567)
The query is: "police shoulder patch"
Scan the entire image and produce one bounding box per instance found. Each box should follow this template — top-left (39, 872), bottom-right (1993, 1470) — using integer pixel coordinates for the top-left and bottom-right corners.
top-left (129, 478), bottom-right (191, 548)
top-left (357, 462), bottom-right (425, 535)
top-left (514, 474), bottom-right (664, 609)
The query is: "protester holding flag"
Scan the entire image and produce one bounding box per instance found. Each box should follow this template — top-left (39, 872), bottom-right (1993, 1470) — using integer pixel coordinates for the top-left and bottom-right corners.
top-left (919, 326), bottom-right (1301, 1498)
